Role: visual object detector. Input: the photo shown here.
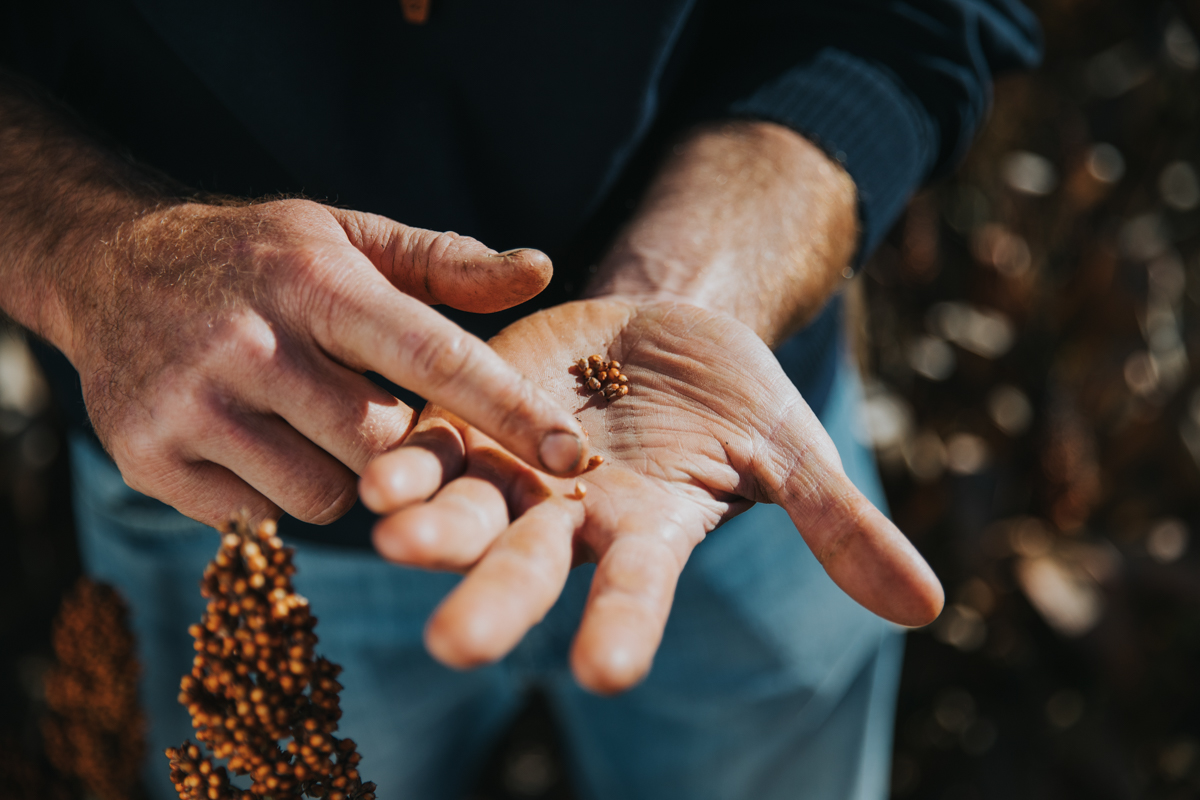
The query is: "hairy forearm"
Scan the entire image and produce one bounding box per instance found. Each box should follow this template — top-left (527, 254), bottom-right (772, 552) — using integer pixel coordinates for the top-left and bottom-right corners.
top-left (0, 69), bottom-right (179, 356)
top-left (585, 120), bottom-right (858, 347)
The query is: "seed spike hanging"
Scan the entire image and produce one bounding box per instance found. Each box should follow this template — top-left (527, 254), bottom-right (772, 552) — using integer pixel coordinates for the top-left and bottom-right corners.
top-left (168, 514), bottom-right (374, 800)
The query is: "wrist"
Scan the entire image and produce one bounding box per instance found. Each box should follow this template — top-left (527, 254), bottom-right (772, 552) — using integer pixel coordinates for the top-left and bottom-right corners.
top-left (582, 253), bottom-right (721, 313)
top-left (36, 190), bottom-right (186, 365)
top-left (582, 120), bottom-right (857, 347)
top-left (0, 71), bottom-right (189, 360)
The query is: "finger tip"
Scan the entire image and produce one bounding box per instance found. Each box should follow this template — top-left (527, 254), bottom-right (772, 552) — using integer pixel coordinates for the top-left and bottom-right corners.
top-left (424, 605), bottom-right (506, 670)
top-left (871, 557), bottom-right (945, 628)
top-left (457, 248), bottom-right (552, 311)
top-left (570, 636), bottom-right (649, 696)
top-left (538, 430), bottom-right (588, 476)
top-left (358, 472), bottom-right (387, 514)
top-left (371, 511), bottom-right (437, 564)
top-left (899, 574), bottom-right (946, 629)
top-left (359, 457), bottom-right (412, 513)
top-left (370, 519), bottom-right (404, 562)
top-left (361, 449), bottom-right (444, 514)
top-left (820, 510), bottom-right (945, 628)
top-left (524, 250), bottom-right (554, 292)
top-left (497, 246), bottom-right (551, 274)
top-left (896, 544), bottom-right (945, 627)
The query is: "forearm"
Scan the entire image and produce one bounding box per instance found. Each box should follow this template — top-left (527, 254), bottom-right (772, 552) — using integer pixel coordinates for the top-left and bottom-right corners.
top-left (585, 120), bottom-right (858, 347)
top-left (0, 68), bottom-right (180, 357)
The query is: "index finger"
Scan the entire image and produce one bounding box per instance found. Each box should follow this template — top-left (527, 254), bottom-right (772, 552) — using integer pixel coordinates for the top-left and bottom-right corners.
top-left (311, 261), bottom-right (588, 477)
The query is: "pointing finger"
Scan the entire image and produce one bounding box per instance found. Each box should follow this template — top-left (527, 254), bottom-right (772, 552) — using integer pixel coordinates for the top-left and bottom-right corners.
top-left (310, 258), bottom-right (589, 477)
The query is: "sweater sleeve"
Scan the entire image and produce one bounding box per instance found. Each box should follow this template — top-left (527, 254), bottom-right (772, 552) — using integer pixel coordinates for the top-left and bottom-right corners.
top-left (676, 0), bottom-right (1042, 265)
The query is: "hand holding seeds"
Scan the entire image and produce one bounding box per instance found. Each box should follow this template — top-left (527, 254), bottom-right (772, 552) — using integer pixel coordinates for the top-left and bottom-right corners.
top-left (360, 298), bottom-right (943, 694)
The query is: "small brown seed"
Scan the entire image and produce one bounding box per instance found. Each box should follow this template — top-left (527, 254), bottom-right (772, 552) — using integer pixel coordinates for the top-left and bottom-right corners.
top-left (583, 368), bottom-right (594, 379)
top-left (608, 367), bottom-right (621, 381)
top-left (573, 481), bottom-right (587, 499)
top-left (585, 455), bottom-right (604, 472)
top-left (586, 377), bottom-right (602, 392)
top-left (617, 373), bottom-right (629, 384)
top-left (575, 358), bottom-right (588, 372)
top-left (609, 360), bottom-right (621, 371)
top-left (588, 354), bottom-right (603, 366)
top-left (617, 384), bottom-right (629, 397)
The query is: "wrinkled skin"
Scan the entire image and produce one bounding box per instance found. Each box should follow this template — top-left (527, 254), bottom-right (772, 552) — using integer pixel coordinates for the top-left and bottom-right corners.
top-left (63, 199), bottom-right (589, 527)
top-left (361, 299), bottom-right (944, 694)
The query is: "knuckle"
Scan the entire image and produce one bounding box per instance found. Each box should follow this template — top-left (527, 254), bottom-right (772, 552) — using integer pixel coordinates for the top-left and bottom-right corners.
top-left (602, 536), bottom-right (681, 599)
top-left (406, 329), bottom-right (475, 392)
top-left (490, 377), bottom-right (539, 442)
top-left (412, 231), bottom-right (468, 299)
top-left (221, 315), bottom-right (282, 371)
top-left (298, 476), bottom-right (358, 525)
top-left (112, 431), bottom-right (176, 496)
top-left (810, 492), bottom-right (870, 567)
top-left (272, 197), bottom-right (316, 215)
top-left (396, 513), bottom-right (445, 564)
top-left (426, 231), bottom-right (466, 264)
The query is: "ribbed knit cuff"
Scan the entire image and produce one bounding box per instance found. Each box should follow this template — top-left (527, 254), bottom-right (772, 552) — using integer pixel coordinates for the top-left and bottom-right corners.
top-left (729, 48), bottom-right (939, 268)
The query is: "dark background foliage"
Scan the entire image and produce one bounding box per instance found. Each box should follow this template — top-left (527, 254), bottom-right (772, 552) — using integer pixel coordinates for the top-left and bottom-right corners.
top-left (3, 0), bottom-right (1200, 798)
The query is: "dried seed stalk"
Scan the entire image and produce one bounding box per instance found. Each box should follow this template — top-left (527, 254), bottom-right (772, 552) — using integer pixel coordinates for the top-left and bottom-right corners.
top-left (167, 515), bottom-right (374, 800)
top-left (43, 578), bottom-right (146, 800)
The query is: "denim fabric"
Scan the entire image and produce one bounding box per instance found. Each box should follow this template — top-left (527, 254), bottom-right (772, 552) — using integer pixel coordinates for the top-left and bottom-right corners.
top-left (69, 357), bottom-right (903, 800)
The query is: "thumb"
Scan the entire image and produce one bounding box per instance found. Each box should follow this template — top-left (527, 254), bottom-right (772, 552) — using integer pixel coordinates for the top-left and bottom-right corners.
top-left (754, 410), bottom-right (944, 627)
top-left (329, 207), bottom-right (552, 313)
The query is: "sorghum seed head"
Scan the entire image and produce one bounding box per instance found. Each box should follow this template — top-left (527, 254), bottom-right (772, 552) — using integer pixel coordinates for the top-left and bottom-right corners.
top-left (170, 516), bottom-right (369, 800)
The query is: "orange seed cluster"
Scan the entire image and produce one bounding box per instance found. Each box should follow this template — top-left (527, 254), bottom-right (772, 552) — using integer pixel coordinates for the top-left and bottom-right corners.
top-left (167, 516), bottom-right (374, 800)
top-left (573, 355), bottom-right (630, 402)
top-left (43, 578), bottom-right (145, 800)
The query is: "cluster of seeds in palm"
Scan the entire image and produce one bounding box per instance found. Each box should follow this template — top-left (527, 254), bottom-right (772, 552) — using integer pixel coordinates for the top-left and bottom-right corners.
top-left (167, 516), bottom-right (374, 800)
top-left (573, 354), bottom-right (629, 402)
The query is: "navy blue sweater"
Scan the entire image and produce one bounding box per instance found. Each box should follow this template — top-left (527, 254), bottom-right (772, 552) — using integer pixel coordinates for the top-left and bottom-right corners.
top-left (2, 0), bottom-right (1040, 543)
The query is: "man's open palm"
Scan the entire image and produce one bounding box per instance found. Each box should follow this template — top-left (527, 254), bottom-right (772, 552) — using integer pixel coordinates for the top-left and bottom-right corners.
top-left (361, 299), bottom-right (944, 693)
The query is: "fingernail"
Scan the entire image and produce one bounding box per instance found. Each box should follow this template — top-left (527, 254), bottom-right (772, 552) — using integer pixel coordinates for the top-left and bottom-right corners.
top-left (490, 248), bottom-right (527, 258)
top-left (538, 430), bottom-right (583, 475)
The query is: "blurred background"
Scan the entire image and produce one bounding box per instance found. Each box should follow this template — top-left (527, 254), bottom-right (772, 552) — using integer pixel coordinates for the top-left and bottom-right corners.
top-left (3, 0), bottom-right (1200, 798)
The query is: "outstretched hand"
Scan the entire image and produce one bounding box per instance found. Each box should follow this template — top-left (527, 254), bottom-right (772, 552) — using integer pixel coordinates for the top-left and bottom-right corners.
top-left (361, 299), bottom-right (943, 694)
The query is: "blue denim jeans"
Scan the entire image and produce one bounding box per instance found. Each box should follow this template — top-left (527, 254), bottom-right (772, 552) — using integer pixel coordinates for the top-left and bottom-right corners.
top-left (70, 359), bottom-right (903, 800)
